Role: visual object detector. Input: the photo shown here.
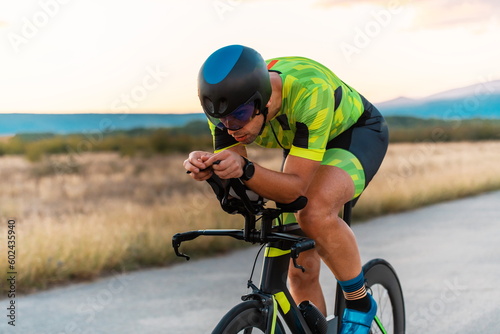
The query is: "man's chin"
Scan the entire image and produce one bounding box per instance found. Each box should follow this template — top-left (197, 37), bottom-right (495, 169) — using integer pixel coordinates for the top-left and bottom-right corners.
top-left (234, 134), bottom-right (255, 145)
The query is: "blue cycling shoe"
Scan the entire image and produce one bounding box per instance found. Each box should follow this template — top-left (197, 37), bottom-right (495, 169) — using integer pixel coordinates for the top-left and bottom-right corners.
top-left (340, 294), bottom-right (377, 334)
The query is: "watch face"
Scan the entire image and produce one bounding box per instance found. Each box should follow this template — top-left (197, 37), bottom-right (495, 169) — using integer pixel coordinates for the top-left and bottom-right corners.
top-left (246, 162), bottom-right (255, 177)
top-left (243, 159), bottom-right (255, 180)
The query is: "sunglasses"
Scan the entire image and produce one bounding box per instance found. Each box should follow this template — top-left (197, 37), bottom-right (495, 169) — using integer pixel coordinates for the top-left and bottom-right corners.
top-left (208, 101), bottom-right (256, 131)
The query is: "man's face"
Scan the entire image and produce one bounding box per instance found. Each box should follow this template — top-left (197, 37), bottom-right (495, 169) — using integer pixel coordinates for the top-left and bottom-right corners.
top-left (225, 112), bottom-right (265, 145)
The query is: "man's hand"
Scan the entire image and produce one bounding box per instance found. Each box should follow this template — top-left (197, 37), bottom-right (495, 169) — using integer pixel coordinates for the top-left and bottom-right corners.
top-left (184, 151), bottom-right (215, 181)
top-left (205, 150), bottom-right (245, 179)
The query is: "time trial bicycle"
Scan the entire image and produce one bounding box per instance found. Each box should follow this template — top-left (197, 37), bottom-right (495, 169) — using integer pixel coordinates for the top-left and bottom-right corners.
top-left (172, 175), bottom-right (405, 333)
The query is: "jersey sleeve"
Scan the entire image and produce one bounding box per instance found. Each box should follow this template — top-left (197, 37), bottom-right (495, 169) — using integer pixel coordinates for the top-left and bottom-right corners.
top-left (208, 121), bottom-right (240, 152)
top-left (288, 84), bottom-right (335, 161)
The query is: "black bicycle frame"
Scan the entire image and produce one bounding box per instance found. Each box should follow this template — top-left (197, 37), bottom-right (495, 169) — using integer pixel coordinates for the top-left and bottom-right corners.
top-left (172, 176), bottom-right (355, 333)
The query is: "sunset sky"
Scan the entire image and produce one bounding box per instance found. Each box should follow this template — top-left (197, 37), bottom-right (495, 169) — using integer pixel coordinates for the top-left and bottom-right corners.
top-left (1, 0), bottom-right (499, 113)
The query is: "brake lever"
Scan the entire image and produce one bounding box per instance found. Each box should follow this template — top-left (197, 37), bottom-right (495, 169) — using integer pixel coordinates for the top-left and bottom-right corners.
top-left (291, 239), bottom-right (316, 272)
top-left (292, 258), bottom-right (306, 273)
top-left (172, 240), bottom-right (190, 261)
top-left (172, 231), bottom-right (204, 261)
top-left (173, 245), bottom-right (190, 261)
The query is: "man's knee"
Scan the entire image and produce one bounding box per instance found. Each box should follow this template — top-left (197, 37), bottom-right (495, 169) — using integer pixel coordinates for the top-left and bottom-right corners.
top-left (297, 204), bottom-right (341, 236)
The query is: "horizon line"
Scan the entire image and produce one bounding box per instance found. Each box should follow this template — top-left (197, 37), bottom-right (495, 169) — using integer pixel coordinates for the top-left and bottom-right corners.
top-left (2, 78), bottom-right (499, 114)
top-left (0, 111), bottom-right (205, 115)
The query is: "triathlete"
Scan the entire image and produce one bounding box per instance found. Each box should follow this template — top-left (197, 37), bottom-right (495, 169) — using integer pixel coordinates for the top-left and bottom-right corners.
top-left (184, 45), bottom-right (389, 334)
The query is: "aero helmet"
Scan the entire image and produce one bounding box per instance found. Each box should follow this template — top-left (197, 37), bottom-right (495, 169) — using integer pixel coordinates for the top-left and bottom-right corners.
top-left (198, 45), bottom-right (271, 131)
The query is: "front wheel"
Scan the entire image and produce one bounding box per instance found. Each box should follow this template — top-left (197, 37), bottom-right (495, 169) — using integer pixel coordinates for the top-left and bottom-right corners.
top-left (212, 300), bottom-right (285, 334)
top-left (364, 259), bottom-right (405, 334)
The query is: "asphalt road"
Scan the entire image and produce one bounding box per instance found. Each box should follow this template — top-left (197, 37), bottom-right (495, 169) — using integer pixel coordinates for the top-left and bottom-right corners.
top-left (2, 191), bottom-right (500, 334)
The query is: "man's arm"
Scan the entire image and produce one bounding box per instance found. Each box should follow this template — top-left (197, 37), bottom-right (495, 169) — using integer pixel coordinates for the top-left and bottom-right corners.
top-left (206, 150), bottom-right (320, 204)
top-left (248, 154), bottom-right (320, 203)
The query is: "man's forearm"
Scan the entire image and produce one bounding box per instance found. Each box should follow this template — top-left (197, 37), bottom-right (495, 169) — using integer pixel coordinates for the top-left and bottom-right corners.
top-left (244, 163), bottom-right (307, 204)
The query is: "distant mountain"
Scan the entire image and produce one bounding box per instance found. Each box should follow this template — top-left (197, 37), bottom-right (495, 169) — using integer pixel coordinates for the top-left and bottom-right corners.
top-left (1, 81), bottom-right (499, 136)
top-left (376, 80), bottom-right (500, 119)
top-left (0, 113), bottom-right (207, 136)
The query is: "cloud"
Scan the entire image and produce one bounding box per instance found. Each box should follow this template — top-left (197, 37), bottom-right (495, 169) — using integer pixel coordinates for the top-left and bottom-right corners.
top-left (315, 0), bottom-right (385, 6)
top-left (314, 0), bottom-right (499, 29)
top-left (412, 0), bottom-right (499, 30)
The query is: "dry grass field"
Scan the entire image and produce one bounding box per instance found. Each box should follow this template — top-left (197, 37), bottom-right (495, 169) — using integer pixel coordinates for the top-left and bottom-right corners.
top-left (356, 141), bottom-right (500, 218)
top-left (1, 141), bottom-right (499, 293)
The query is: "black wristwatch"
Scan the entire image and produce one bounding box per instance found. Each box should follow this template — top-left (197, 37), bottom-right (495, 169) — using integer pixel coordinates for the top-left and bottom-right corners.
top-left (240, 156), bottom-right (255, 181)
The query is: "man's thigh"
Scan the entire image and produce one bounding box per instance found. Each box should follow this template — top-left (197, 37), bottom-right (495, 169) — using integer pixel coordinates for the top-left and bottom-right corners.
top-left (321, 149), bottom-right (365, 199)
top-left (282, 164), bottom-right (355, 225)
top-left (307, 165), bottom-right (354, 210)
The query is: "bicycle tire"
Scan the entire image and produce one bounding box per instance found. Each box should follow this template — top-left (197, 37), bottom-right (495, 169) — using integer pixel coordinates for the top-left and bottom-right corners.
top-left (363, 258), bottom-right (405, 334)
top-left (212, 300), bottom-right (286, 334)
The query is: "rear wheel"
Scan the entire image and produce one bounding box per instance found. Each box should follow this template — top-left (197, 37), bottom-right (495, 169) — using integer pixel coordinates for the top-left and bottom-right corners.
top-left (364, 259), bottom-right (405, 334)
top-left (212, 300), bottom-right (285, 334)
top-left (334, 259), bottom-right (405, 334)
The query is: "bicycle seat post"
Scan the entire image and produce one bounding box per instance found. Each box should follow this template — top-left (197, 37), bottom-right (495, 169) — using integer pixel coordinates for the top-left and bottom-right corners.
top-left (343, 200), bottom-right (353, 226)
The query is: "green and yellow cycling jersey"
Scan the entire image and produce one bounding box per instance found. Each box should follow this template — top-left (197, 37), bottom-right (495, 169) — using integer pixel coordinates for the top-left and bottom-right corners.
top-left (211, 56), bottom-right (366, 162)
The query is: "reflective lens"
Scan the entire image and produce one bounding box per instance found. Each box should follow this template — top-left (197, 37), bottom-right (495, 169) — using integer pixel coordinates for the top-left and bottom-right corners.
top-left (210, 102), bottom-right (256, 131)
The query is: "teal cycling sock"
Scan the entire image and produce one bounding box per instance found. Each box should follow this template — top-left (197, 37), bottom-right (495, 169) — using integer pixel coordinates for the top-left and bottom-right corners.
top-left (338, 271), bottom-right (371, 313)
